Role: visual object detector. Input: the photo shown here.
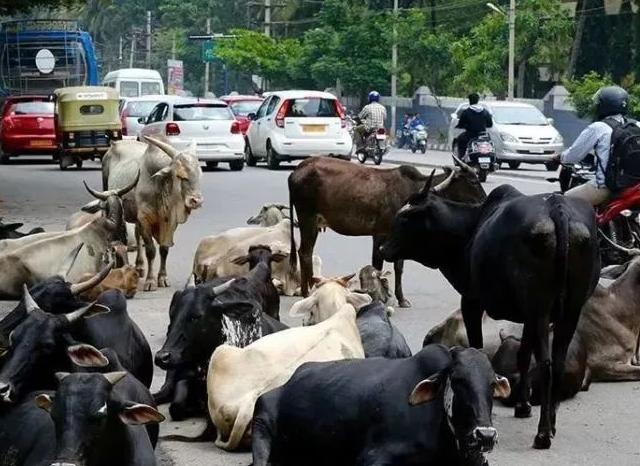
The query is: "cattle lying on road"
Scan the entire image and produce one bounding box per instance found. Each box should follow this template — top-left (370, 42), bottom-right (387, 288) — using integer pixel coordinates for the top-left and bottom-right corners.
top-left (77, 264), bottom-right (140, 301)
top-left (0, 217), bottom-right (44, 240)
top-left (103, 136), bottom-right (203, 291)
top-left (288, 157), bottom-right (486, 306)
top-left (381, 179), bottom-right (600, 449)
top-left (192, 218), bottom-right (322, 296)
top-left (252, 345), bottom-right (510, 466)
top-left (356, 301), bottom-right (412, 358)
top-left (246, 203), bottom-right (290, 226)
top-left (66, 210), bottom-right (137, 253)
top-left (357, 264), bottom-right (393, 309)
top-left (208, 303), bottom-right (365, 451)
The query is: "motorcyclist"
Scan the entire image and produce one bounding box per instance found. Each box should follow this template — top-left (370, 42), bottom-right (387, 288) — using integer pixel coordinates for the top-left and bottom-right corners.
top-left (409, 113), bottom-right (425, 145)
top-left (397, 113), bottom-right (411, 147)
top-left (355, 91), bottom-right (387, 152)
top-left (556, 86), bottom-right (632, 206)
top-left (455, 93), bottom-right (493, 158)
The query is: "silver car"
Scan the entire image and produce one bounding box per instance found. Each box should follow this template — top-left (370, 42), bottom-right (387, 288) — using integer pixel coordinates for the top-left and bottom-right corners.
top-left (119, 95), bottom-right (165, 139)
top-left (448, 101), bottom-right (564, 171)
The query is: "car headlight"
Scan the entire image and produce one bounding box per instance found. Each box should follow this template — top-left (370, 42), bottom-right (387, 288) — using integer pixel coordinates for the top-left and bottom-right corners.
top-left (500, 132), bottom-right (518, 143)
top-left (553, 134), bottom-right (564, 145)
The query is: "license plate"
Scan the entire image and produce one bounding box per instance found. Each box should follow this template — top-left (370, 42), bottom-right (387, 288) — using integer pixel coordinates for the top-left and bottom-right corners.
top-left (480, 164), bottom-right (490, 169)
top-left (30, 139), bottom-right (51, 147)
top-left (529, 148), bottom-right (545, 154)
top-left (375, 134), bottom-right (386, 140)
top-left (302, 125), bottom-right (327, 134)
top-left (479, 157), bottom-right (491, 163)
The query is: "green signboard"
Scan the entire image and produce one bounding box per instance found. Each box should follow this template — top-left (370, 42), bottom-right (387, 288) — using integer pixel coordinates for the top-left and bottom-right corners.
top-left (202, 40), bottom-right (216, 62)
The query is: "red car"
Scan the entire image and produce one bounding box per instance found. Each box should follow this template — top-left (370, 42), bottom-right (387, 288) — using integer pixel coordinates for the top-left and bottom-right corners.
top-left (0, 95), bottom-right (56, 163)
top-left (220, 95), bottom-right (264, 135)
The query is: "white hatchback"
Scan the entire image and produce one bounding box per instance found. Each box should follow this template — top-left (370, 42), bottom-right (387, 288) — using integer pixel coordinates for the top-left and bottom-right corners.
top-left (139, 97), bottom-right (245, 170)
top-left (244, 90), bottom-right (353, 169)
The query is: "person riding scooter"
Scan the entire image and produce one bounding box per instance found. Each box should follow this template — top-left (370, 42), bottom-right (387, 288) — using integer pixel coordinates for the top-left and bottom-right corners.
top-left (409, 113), bottom-right (426, 145)
top-left (456, 93), bottom-right (493, 159)
top-left (354, 91), bottom-right (387, 152)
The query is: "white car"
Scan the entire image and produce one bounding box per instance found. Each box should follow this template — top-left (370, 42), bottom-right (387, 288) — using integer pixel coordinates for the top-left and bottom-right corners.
top-left (139, 97), bottom-right (245, 170)
top-left (244, 90), bottom-right (353, 169)
top-left (119, 95), bottom-right (164, 139)
top-left (448, 101), bottom-right (564, 171)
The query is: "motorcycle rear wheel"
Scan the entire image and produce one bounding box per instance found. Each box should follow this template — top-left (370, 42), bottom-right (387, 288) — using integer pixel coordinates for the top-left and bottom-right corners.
top-left (356, 151), bottom-right (367, 164)
top-left (477, 169), bottom-right (488, 183)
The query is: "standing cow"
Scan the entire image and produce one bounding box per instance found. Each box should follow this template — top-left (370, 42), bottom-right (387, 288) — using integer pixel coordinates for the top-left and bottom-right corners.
top-left (288, 157), bottom-right (485, 305)
top-left (103, 136), bottom-right (203, 291)
top-left (381, 180), bottom-right (599, 449)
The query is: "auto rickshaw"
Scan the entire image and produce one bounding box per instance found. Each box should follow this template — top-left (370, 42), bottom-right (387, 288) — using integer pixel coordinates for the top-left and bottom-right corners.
top-left (52, 86), bottom-right (122, 170)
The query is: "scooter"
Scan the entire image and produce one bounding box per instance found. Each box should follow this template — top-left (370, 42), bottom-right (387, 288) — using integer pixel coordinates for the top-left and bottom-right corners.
top-left (353, 117), bottom-right (388, 165)
top-left (464, 133), bottom-right (496, 183)
top-left (397, 124), bottom-right (411, 149)
top-left (409, 124), bottom-right (428, 154)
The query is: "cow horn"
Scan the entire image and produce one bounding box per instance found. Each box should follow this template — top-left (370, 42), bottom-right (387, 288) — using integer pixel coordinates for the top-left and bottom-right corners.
top-left (70, 261), bottom-right (115, 295)
top-left (103, 371), bottom-right (127, 386)
top-left (452, 154), bottom-right (474, 173)
top-left (22, 284), bottom-right (39, 314)
top-left (83, 180), bottom-right (110, 201)
top-left (143, 136), bottom-right (179, 159)
top-left (185, 274), bottom-right (196, 289)
top-left (420, 169), bottom-right (437, 195)
top-left (212, 279), bottom-right (235, 296)
top-left (432, 169), bottom-right (456, 193)
top-left (116, 170), bottom-right (140, 197)
top-left (600, 229), bottom-right (640, 255)
top-left (58, 243), bottom-right (84, 280)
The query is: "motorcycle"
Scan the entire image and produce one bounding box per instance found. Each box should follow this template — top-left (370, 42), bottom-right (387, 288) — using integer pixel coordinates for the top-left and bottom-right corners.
top-left (547, 157), bottom-right (640, 266)
top-left (463, 133), bottom-right (496, 183)
top-left (353, 116), bottom-right (388, 165)
top-left (409, 124), bottom-right (428, 154)
top-left (396, 124), bottom-right (411, 149)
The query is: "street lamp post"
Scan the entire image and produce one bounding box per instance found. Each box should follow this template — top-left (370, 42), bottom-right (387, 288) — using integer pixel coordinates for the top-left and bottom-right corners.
top-left (391, 0), bottom-right (398, 138)
top-left (487, 1), bottom-right (515, 100)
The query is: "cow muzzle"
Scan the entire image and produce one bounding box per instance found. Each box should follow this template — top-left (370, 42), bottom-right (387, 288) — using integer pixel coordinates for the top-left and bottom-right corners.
top-left (472, 426), bottom-right (497, 453)
top-left (154, 351), bottom-right (173, 369)
top-left (0, 381), bottom-right (13, 403)
top-left (185, 195), bottom-right (203, 211)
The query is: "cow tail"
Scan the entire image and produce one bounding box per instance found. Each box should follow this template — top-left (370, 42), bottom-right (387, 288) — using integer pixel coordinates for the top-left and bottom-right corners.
top-left (288, 184), bottom-right (298, 273)
top-left (549, 194), bottom-right (569, 321)
top-left (214, 400), bottom-right (254, 451)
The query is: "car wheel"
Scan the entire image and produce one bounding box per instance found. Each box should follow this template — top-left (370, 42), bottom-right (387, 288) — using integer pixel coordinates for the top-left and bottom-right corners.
top-left (229, 159), bottom-right (244, 171)
top-left (266, 143), bottom-right (280, 170)
top-left (245, 141), bottom-right (257, 167)
top-left (206, 161), bottom-right (218, 169)
top-left (76, 159), bottom-right (83, 169)
top-left (545, 161), bottom-right (560, 172)
top-left (0, 151), bottom-right (10, 164)
top-left (508, 161), bottom-right (521, 170)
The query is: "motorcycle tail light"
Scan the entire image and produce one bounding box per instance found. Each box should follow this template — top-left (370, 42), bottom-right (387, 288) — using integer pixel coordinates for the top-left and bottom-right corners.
top-left (621, 209), bottom-right (632, 217)
top-left (377, 128), bottom-right (386, 135)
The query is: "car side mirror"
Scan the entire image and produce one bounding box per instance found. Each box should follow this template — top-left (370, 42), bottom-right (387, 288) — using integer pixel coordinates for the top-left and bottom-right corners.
top-left (547, 117), bottom-right (554, 125)
top-left (248, 113), bottom-right (257, 121)
top-left (450, 113), bottom-right (457, 120)
top-left (137, 117), bottom-right (146, 124)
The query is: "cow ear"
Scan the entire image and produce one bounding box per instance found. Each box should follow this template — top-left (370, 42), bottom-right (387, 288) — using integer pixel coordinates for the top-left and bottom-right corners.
top-left (35, 393), bottom-right (54, 412)
top-left (230, 255), bottom-right (249, 266)
top-left (119, 402), bottom-right (165, 425)
top-left (271, 252), bottom-right (288, 263)
top-left (2, 223), bottom-right (23, 231)
top-left (67, 343), bottom-right (109, 367)
top-left (409, 374), bottom-right (441, 405)
top-left (311, 277), bottom-right (323, 288)
top-left (492, 375), bottom-right (511, 399)
top-left (600, 262), bottom-right (630, 280)
top-left (337, 273), bottom-right (356, 287)
top-left (80, 200), bottom-right (103, 214)
top-left (346, 292), bottom-right (372, 310)
top-left (289, 295), bottom-right (317, 318)
top-left (151, 166), bottom-right (173, 180)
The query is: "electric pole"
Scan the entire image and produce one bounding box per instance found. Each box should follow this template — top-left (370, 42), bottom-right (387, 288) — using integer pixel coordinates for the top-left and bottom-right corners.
top-left (264, 0), bottom-right (271, 37)
top-left (204, 18), bottom-right (211, 96)
top-left (146, 11), bottom-right (152, 69)
top-left (508, 0), bottom-right (515, 100)
top-left (129, 30), bottom-right (135, 68)
top-left (118, 36), bottom-right (123, 64)
top-left (390, 0), bottom-right (398, 138)
top-left (172, 31), bottom-right (176, 60)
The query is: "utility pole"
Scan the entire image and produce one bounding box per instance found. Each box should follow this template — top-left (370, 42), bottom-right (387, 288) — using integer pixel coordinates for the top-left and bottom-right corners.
top-left (390, 0), bottom-right (398, 138)
top-left (507, 0), bottom-right (515, 100)
top-left (146, 11), bottom-right (152, 68)
top-left (129, 30), bottom-right (135, 68)
top-left (264, 0), bottom-right (271, 37)
top-left (172, 31), bottom-right (176, 60)
top-left (204, 18), bottom-right (211, 96)
top-left (430, 0), bottom-right (436, 31)
top-left (118, 36), bottom-right (123, 63)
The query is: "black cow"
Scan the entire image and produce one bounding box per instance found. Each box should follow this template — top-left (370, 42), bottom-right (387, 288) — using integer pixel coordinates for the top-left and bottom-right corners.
top-left (0, 372), bottom-right (164, 466)
top-left (357, 301), bottom-right (412, 358)
top-left (0, 287), bottom-right (152, 404)
top-left (0, 218), bottom-right (44, 240)
top-left (380, 181), bottom-right (599, 449)
top-left (252, 345), bottom-right (510, 466)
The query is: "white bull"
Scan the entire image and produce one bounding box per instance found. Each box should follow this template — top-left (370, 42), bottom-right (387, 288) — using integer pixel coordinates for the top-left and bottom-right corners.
top-left (207, 301), bottom-right (364, 451)
top-left (192, 219), bottom-right (322, 296)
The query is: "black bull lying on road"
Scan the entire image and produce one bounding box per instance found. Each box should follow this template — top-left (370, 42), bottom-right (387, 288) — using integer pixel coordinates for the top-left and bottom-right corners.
top-left (381, 181), bottom-right (600, 449)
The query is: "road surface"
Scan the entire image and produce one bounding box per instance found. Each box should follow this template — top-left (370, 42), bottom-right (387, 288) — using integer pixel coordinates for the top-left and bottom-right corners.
top-left (0, 149), bottom-right (638, 466)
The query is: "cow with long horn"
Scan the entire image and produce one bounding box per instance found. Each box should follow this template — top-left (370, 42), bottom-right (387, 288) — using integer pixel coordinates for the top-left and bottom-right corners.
top-left (102, 136), bottom-right (203, 291)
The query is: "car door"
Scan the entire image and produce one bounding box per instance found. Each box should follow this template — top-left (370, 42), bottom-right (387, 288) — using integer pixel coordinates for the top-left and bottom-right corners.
top-left (247, 97), bottom-right (271, 156)
top-left (260, 96), bottom-right (280, 147)
top-left (142, 103), bottom-right (169, 137)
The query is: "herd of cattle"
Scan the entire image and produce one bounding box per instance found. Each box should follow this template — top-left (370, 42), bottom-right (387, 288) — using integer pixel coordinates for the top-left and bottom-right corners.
top-left (0, 135), bottom-right (639, 465)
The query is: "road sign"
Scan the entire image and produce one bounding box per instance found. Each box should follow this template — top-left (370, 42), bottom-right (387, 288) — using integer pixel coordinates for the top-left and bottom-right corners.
top-left (167, 59), bottom-right (183, 95)
top-left (202, 40), bottom-right (216, 62)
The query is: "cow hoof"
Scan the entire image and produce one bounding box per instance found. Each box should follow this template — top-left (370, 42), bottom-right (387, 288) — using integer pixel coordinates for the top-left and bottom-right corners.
top-left (158, 276), bottom-right (169, 287)
top-left (398, 298), bottom-right (411, 308)
top-left (533, 432), bottom-right (552, 449)
top-left (144, 279), bottom-right (158, 292)
top-left (514, 402), bottom-right (532, 418)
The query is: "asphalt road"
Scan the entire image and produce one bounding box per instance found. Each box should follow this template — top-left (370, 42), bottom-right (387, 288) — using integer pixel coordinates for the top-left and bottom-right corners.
top-left (0, 149), bottom-right (639, 466)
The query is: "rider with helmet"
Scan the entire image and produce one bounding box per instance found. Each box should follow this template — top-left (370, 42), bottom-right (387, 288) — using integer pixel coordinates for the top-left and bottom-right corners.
top-left (559, 85), bottom-right (634, 206)
top-left (355, 91), bottom-right (387, 152)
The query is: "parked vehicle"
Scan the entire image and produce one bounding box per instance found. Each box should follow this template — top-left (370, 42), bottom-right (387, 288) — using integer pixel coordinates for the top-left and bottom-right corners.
top-left (244, 90), bottom-right (352, 169)
top-left (139, 97), bottom-right (245, 170)
top-left (53, 86), bottom-right (122, 170)
top-left (0, 95), bottom-right (55, 163)
top-left (448, 101), bottom-right (564, 170)
top-left (463, 133), bottom-right (496, 182)
top-left (353, 116), bottom-right (387, 165)
top-left (119, 95), bottom-right (164, 138)
top-left (220, 94), bottom-right (264, 135)
top-left (102, 68), bottom-right (164, 97)
top-left (409, 124), bottom-right (428, 154)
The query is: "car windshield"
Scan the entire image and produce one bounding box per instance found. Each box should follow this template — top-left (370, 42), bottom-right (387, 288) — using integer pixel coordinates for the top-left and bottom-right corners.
top-left (141, 82), bottom-right (161, 95)
top-left (491, 106), bottom-right (548, 125)
top-left (285, 98), bottom-right (338, 118)
top-left (125, 100), bottom-right (160, 118)
top-left (9, 101), bottom-right (54, 115)
top-left (229, 100), bottom-right (262, 116)
top-left (173, 104), bottom-right (233, 121)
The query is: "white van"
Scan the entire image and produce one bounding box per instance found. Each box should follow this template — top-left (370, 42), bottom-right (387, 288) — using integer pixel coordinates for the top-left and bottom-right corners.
top-left (102, 68), bottom-right (165, 98)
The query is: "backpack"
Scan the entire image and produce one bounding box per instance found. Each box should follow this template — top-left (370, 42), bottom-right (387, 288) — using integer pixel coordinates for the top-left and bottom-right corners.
top-left (603, 117), bottom-right (640, 191)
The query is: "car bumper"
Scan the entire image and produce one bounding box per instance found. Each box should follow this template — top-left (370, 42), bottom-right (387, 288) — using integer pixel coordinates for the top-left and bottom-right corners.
top-left (498, 143), bottom-right (564, 163)
top-left (2, 135), bottom-right (56, 154)
top-left (166, 136), bottom-right (245, 162)
top-left (271, 136), bottom-right (353, 158)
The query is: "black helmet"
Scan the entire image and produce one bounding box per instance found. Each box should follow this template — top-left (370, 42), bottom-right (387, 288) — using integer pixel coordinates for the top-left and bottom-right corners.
top-left (593, 86), bottom-right (629, 119)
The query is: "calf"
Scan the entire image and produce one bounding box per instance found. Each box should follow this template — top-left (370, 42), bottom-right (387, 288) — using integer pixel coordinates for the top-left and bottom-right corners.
top-left (252, 345), bottom-right (510, 466)
top-left (381, 180), bottom-right (599, 449)
top-left (357, 264), bottom-right (393, 308)
top-left (357, 301), bottom-right (412, 358)
top-left (77, 264), bottom-right (140, 301)
top-left (208, 303), bottom-right (364, 451)
top-left (246, 203), bottom-right (290, 226)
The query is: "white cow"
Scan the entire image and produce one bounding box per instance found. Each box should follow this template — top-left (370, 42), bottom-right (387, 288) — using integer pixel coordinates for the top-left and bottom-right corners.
top-left (207, 303), bottom-right (364, 451)
top-left (192, 219), bottom-right (322, 296)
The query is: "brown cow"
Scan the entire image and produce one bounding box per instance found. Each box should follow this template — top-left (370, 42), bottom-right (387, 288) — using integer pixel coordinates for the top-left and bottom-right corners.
top-left (287, 157), bottom-right (486, 304)
top-left (77, 265), bottom-right (140, 301)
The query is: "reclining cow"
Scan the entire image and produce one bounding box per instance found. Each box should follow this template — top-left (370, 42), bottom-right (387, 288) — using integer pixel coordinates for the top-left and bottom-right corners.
top-left (76, 264), bottom-right (140, 301)
top-left (251, 345), bottom-right (510, 466)
top-left (381, 172), bottom-right (599, 449)
top-left (246, 203), bottom-right (290, 226)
